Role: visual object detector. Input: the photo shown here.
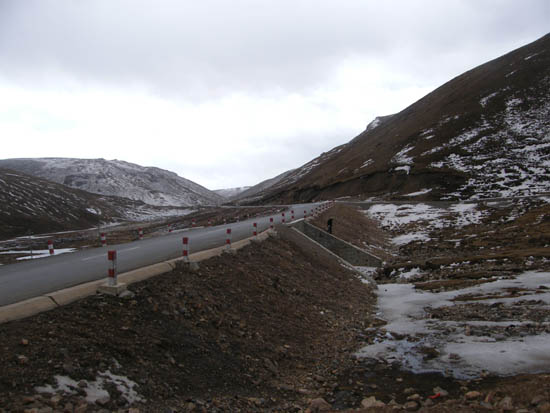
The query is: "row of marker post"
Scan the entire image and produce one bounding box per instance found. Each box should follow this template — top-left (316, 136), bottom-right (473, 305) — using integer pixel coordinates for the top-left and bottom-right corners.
top-left (44, 202), bottom-right (335, 285)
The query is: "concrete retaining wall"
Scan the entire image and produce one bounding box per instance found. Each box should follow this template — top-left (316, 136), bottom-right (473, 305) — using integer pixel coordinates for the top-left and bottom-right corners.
top-left (291, 220), bottom-right (382, 267)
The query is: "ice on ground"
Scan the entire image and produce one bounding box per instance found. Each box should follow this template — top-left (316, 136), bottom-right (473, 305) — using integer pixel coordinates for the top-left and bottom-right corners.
top-left (36, 370), bottom-right (144, 404)
top-left (404, 188), bottom-right (432, 197)
top-left (394, 165), bottom-right (411, 174)
top-left (366, 202), bottom-right (486, 232)
top-left (392, 232), bottom-right (430, 246)
top-left (354, 266), bottom-right (378, 284)
top-left (0, 248), bottom-right (76, 260)
top-left (357, 271), bottom-right (550, 378)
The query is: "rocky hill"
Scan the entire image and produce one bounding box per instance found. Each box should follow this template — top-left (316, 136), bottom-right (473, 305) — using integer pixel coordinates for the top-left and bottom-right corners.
top-left (258, 33), bottom-right (550, 203)
top-left (0, 168), bottom-right (191, 239)
top-left (0, 158), bottom-right (224, 207)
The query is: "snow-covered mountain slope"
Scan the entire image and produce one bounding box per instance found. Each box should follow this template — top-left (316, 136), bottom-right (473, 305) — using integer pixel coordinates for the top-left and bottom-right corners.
top-left (0, 158), bottom-right (224, 207)
top-left (214, 186), bottom-right (251, 200)
top-left (0, 168), bottom-right (192, 239)
top-left (258, 33), bottom-right (550, 203)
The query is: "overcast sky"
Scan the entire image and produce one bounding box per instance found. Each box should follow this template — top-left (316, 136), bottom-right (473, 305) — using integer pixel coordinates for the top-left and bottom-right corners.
top-left (0, 1), bottom-right (548, 190)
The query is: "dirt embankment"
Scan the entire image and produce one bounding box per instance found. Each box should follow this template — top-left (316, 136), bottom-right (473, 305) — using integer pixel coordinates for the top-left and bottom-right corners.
top-left (0, 229), bottom-right (375, 412)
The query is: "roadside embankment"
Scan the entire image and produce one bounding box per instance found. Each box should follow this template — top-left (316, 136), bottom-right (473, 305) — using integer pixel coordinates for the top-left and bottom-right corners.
top-left (0, 228), bottom-right (376, 412)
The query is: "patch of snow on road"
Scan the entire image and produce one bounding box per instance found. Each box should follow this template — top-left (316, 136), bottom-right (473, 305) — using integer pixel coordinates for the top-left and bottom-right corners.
top-left (0, 248), bottom-right (77, 260)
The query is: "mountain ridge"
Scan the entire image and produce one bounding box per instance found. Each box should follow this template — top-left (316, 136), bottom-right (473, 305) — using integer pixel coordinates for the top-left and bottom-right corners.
top-left (0, 157), bottom-right (224, 207)
top-left (255, 33), bottom-right (550, 203)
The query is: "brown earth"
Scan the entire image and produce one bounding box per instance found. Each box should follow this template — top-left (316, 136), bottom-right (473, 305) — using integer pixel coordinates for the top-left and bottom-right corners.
top-left (3, 201), bottom-right (550, 412)
top-left (0, 227), bottom-right (376, 412)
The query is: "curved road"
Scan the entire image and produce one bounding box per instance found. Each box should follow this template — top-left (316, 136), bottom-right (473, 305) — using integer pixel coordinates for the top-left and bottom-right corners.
top-left (0, 202), bottom-right (325, 306)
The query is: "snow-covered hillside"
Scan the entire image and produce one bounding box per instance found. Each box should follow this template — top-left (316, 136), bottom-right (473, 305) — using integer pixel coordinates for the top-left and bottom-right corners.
top-left (256, 33), bottom-right (550, 203)
top-left (0, 158), bottom-right (224, 207)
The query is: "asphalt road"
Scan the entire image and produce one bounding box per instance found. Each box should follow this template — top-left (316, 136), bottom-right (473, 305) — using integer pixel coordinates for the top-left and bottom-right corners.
top-left (0, 202), bottom-right (325, 306)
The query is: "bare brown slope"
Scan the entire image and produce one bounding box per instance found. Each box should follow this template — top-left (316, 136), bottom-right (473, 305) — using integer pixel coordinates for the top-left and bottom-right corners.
top-left (261, 33), bottom-right (550, 203)
top-left (0, 168), bottom-right (145, 239)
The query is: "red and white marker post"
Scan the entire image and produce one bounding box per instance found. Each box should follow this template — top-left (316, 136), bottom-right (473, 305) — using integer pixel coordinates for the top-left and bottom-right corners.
top-left (138, 228), bottom-right (143, 240)
top-left (304, 210), bottom-right (307, 219)
top-left (270, 217), bottom-right (274, 229)
top-left (291, 210), bottom-right (294, 220)
top-left (107, 250), bottom-right (117, 286)
top-left (192, 219), bottom-right (196, 227)
top-left (47, 240), bottom-right (54, 255)
top-left (182, 237), bottom-right (189, 263)
top-left (100, 233), bottom-right (107, 247)
top-left (208, 219), bottom-right (211, 227)
top-left (226, 228), bottom-right (232, 250)
top-left (253, 222), bottom-right (258, 237)
top-left (282, 212), bottom-right (285, 224)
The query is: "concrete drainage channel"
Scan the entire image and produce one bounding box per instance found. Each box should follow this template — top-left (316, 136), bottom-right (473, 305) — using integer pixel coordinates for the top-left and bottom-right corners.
top-left (289, 219), bottom-right (382, 284)
top-left (0, 217), bottom-right (380, 324)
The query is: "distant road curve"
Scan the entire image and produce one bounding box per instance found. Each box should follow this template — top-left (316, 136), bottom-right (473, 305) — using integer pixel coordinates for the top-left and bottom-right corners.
top-left (0, 203), bottom-right (325, 306)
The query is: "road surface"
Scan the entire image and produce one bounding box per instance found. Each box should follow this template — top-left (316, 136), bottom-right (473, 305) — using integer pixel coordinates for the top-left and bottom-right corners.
top-left (0, 203), bottom-right (325, 306)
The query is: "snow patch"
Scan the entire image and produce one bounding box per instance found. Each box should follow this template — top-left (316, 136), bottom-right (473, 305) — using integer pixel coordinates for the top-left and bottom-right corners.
top-left (36, 371), bottom-right (144, 404)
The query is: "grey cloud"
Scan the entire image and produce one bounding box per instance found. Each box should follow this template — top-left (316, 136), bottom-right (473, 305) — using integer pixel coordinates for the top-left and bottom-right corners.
top-left (1, 0), bottom-right (548, 100)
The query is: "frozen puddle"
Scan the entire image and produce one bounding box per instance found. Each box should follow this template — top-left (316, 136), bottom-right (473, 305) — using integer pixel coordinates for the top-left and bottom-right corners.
top-left (357, 271), bottom-right (550, 378)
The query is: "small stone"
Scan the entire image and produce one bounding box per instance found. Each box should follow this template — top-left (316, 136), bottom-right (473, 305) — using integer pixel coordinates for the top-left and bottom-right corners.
top-left (128, 409), bottom-right (140, 413)
top-left (38, 408), bottom-right (53, 413)
top-left (407, 394), bottom-right (421, 401)
top-left (17, 354), bottom-right (29, 364)
top-left (465, 390), bottom-right (482, 400)
top-left (247, 398), bottom-right (264, 407)
top-left (403, 387), bottom-right (416, 395)
top-left (433, 386), bottom-right (449, 397)
top-left (404, 400), bottom-right (419, 411)
top-left (498, 396), bottom-right (513, 411)
top-left (484, 391), bottom-right (495, 403)
top-left (74, 403), bottom-right (88, 413)
top-left (119, 290), bottom-right (136, 299)
top-left (22, 396), bottom-right (36, 404)
top-left (63, 402), bottom-right (73, 412)
top-left (95, 395), bottom-right (110, 406)
top-left (396, 377), bottom-right (404, 383)
top-left (21, 338), bottom-right (29, 346)
top-left (479, 401), bottom-right (493, 409)
top-left (78, 380), bottom-right (87, 388)
top-left (361, 396), bottom-right (385, 408)
top-left (308, 397), bottom-right (331, 411)
top-left (531, 395), bottom-right (547, 406)
top-left (49, 394), bottom-right (62, 405)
